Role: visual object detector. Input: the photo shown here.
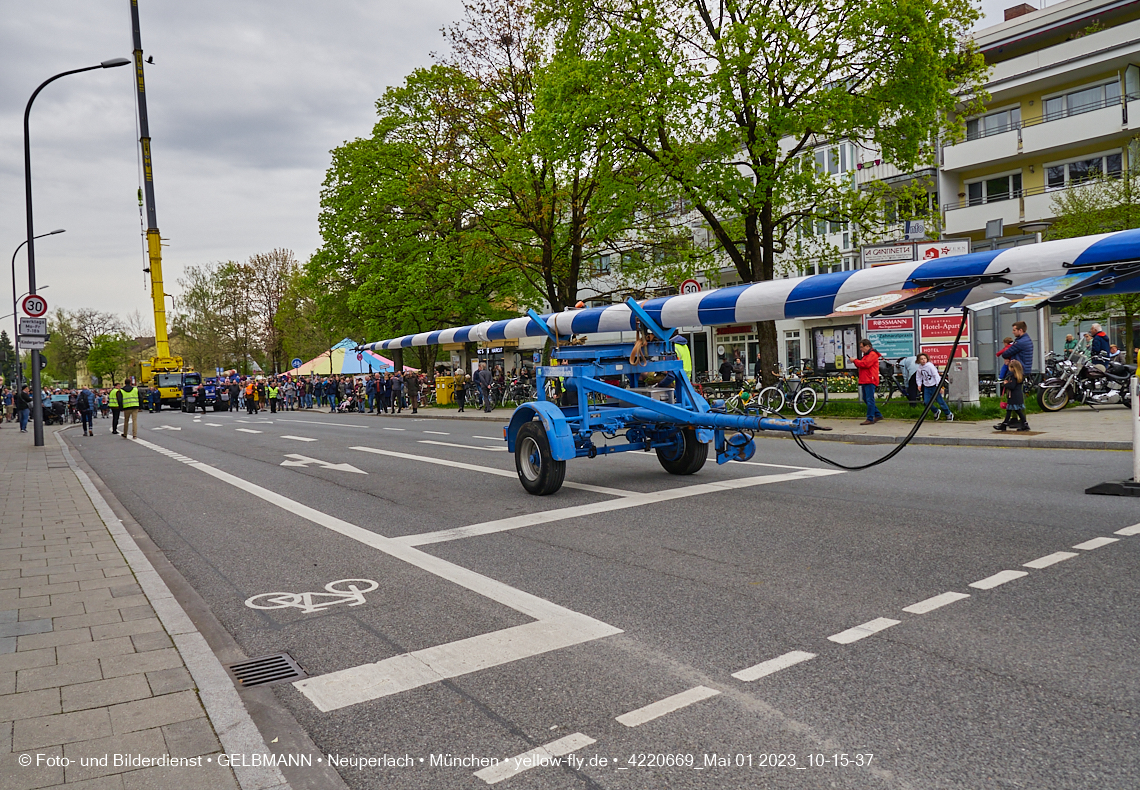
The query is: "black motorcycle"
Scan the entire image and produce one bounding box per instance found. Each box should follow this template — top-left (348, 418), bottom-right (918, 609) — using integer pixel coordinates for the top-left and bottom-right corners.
top-left (1037, 351), bottom-right (1135, 411)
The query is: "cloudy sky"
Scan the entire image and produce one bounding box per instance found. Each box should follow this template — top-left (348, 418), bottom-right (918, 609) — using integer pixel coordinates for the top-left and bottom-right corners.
top-left (0, 0), bottom-right (1021, 327)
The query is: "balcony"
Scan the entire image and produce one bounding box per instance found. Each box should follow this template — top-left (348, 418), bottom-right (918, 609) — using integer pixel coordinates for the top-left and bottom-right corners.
top-left (942, 128), bottom-right (1019, 171)
top-left (1021, 102), bottom-right (1125, 156)
top-left (943, 194), bottom-right (1022, 236)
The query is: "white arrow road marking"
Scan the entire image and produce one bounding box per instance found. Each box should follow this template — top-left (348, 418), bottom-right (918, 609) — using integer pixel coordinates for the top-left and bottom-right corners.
top-left (151, 425), bottom-right (181, 431)
top-left (280, 454), bottom-right (367, 474)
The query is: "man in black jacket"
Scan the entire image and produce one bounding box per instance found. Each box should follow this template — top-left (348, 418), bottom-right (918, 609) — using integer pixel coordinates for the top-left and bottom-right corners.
top-left (15, 386), bottom-right (31, 433)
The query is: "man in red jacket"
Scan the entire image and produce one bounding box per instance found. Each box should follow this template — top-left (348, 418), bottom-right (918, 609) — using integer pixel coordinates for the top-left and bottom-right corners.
top-left (852, 339), bottom-right (883, 425)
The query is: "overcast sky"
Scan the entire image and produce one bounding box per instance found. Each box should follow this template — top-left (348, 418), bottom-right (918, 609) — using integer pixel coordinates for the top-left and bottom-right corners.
top-left (0, 0), bottom-right (1020, 329)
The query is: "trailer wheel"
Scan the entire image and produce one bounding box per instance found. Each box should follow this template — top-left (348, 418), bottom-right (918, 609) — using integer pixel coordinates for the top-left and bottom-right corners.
top-left (515, 422), bottom-right (566, 495)
top-left (656, 427), bottom-right (708, 475)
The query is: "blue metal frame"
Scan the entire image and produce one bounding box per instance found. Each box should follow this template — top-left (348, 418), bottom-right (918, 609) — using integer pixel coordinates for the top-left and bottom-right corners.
top-left (504, 298), bottom-right (821, 468)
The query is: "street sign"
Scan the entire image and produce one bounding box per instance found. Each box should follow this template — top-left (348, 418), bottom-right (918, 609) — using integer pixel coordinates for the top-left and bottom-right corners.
top-left (291, 358), bottom-right (302, 368)
top-left (680, 279), bottom-right (702, 294)
top-left (18, 317), bottom-right (47, 336)
top-left (21, 294), bottom-right (48, 317)
top-left (18, 336), bottom-right (46, 350)
top-left (356, 352), bottom-right (363, 361)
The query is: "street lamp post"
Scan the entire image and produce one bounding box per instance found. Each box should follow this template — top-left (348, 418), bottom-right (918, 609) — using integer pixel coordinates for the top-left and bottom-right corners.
top-left (11, 233), bottom-right (62, 391)
top-left (24, 57), bottom-right (130, 447)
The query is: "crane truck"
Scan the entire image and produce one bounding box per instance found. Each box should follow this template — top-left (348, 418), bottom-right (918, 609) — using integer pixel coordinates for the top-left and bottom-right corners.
top-left (130, 0), bottom-right (191, 410)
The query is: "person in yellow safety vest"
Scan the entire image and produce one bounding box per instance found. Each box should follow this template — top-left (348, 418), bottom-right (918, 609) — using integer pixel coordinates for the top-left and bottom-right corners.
top-left (267, 381), bottom-right (279, 413)
top-left (115, 379), bottom-right (140, 440)
top-left (673, 335), bottom-right (692, 381)
top-left (109, 385), bottom-right (123, 435)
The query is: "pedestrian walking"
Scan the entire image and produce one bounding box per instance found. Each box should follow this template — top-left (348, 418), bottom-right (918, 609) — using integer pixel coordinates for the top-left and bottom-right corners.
top-left (852, 339), bottom-right (883, 425)
top-left (109, 384), bottom-right (122, 434)
top-left (1001, 321), bottom-right (1034, 375)
top-left (116, 379), bottom-right (141, 439)
top-left (915, 353), bottom-right (953, 421)
top-left (732, 351), bottom-right (744, 383)
top-left (474, 362), bottom-right (493, 412)
top-left (994, 359), bottom-right (1029, 432)
top-left (78, 385), bottom-right (96, 436)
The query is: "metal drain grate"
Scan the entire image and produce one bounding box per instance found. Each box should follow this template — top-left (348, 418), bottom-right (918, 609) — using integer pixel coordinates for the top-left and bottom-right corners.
top-left (226, 653), bottom-right (307, 688)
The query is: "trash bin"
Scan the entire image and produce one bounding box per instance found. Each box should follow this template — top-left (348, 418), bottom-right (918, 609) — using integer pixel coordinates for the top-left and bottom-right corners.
top-left (435, 376), bottom-right (454, 406)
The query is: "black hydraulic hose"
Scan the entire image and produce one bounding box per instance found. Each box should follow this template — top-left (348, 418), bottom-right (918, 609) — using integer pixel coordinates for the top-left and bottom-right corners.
top-left (792, 308), bottom-right (969, 471)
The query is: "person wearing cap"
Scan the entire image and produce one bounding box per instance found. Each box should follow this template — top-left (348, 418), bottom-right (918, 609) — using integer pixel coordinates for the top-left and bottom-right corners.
top-left (673, 335), bottom-right (692, 381)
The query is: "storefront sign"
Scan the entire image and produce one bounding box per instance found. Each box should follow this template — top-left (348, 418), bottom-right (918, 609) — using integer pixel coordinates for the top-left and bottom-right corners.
top-left (921, 344), bottom-right (970, 368)
top-left (865, 316), bottom-right (914, 332)
top-left (920, 314), bottom-right (970, 344)
top-left (867, 331), bottom-right (915, 358)
top-left (861, 243), bottom-right (914, 267)
top-left (916, 239), bottom-right (970, 261)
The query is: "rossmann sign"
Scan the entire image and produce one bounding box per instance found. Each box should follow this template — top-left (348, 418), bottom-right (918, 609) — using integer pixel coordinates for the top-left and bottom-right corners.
top-left (865, 316), bottom-right (914, 331)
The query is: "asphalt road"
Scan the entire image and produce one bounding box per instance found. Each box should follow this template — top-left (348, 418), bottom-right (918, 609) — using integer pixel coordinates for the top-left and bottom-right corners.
top-left (68, 406), bottom-right (1140, 790)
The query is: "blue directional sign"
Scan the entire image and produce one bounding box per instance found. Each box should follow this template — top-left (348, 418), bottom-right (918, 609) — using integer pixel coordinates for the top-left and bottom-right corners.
top-left (291, 358), bottom-right (303, 369)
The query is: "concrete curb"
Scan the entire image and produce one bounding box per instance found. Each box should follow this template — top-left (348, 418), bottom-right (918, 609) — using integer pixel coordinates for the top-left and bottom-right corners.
top-left (54, 430), bottom-right (290, 790)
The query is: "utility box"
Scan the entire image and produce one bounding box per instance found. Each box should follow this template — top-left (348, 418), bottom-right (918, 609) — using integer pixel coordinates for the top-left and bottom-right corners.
top-left (435, 376), bottom-right (455, 406)
top-left (947, 356), bottom-right (979, 408)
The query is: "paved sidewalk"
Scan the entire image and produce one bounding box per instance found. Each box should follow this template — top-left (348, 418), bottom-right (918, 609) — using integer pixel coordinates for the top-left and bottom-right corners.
top-left (364, 403), bottom-right (1135, 450)
top-left (1, 425), bottom-right (287, 790)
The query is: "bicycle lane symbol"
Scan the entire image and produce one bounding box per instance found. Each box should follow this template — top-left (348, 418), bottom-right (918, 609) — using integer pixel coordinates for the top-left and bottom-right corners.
top-left (245, 579), bottom-right (379, 615)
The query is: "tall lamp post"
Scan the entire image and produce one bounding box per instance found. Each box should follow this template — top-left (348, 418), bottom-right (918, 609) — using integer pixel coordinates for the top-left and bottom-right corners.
top-left (24, 57), bottom-right (130, 447)
top-left (11, 232), bottom-right (63, 391)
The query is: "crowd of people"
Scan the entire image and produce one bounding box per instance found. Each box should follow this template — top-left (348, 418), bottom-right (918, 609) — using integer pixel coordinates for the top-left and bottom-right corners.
top-left (188, 370), bottom-right (432, 415)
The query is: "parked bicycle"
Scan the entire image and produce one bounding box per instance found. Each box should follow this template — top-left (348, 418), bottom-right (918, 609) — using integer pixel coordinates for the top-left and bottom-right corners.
top-left (755, 365), bottom-right (827, 416)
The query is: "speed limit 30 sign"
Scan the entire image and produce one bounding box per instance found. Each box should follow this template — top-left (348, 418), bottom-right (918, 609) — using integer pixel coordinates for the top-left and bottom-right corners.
top-left (679, 279), bottom-right (702, 295)
top-left (21, 293), bottom-right (48, 317)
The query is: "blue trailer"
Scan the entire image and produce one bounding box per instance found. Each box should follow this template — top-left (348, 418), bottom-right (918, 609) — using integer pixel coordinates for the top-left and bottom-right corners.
top-left (501, 300), bottom-right (824, 495)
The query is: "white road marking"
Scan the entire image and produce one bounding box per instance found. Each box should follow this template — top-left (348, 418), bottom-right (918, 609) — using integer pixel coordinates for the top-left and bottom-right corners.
top-left (235, 428), bottom-right (262, 434)
top-left (472, 435), bottom-right (503, 441)
top-left (281, 435), bottom-right (318, 442)
top-left (396, 469), bottom-right (842, 547)
top-left (1023, 551), bottom-right (1078, 569)
top-left (130, 437), bottom-right (622, 712)
top-left (474, 733), bottom-right (596, 785)
top-left (280, 454), bottom-right (367, 474)
top-left (151, 425), bottom-right (181, 431)
top-left (205, 423), bottom-right (222, 427)
top-left (350, 445), bottom-right (636, 497)
top-left (382, 427), bottom-right (406, 431)
top-left (1116, 523), bottom-right (1140, 536)
top-left (731, 650), bottom-right (815, 682)
top-left (423, 430), bottom-right (450, 435)
top-left (419, 440), bottom-right (508, 453)
top-left (616, 686), bottom-right (721, 727)
top-left (827, 617), bottom-right (900, 645)
top-left (901, 591), bottom-right (970, 615)
top-left (1072, 536), bottom-right (1119, 550)
top-left (275, 418), bottom-right (363, 428)
top-left (969, 570), bottom-right (1028, 590)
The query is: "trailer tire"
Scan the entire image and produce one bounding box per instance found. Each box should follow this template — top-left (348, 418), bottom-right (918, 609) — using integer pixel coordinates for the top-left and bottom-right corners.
top-left (656, 427), bottom-right (707, 475)
top-left (515, 422), bottom-right (566, 495)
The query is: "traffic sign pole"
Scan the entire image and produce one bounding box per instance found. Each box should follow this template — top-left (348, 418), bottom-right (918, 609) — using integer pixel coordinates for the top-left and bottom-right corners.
top-left (20, 293), bottom-right (49, 446)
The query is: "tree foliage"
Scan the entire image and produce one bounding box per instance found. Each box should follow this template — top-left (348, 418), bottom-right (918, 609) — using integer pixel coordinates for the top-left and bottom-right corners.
top-left (0, 330), bottom-right (16, 386)
top-left (44, 308), bottom-right (126, 385)
top-left (85, 334), bottom-right (131, 386)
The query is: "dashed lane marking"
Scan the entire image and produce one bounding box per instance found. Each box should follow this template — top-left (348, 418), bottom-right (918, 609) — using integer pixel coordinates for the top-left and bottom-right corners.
top-left (129, 437), bottom-right (622, 712)
top-left (731, 650), bottom-right (816, 682)
top-left (423, 430), bottom-right (450, 435)
top-left (472, 436), bottom-right (503, 441)
top-left (396, 469), bottom-right (842, 547)
top-left (419, 440), bottom-right (507, 452)
top-left (969, 570), bottom-right (1028, 590)
top-left (901, 591), bottom-right (970, 615)
top-left (204, 423), bottom-right (222, 427)
top-left (1073, 536), bottom-right (1119, 550)
top-left (349, 445), bottom-right (636, 498)
top-left (474, 733), bottom-right (596, 785)
top-left (616, 686), bottom-right (721, 727)
top-left (275, 418), bottom-right (363, 428)
top-left (235, 428), bottom-right (262, 434)
top-left (382, 427), bottom-right (406, 431)
top-left (1023, 551), bottom-right (1078, 569)
top-left (827, 617), bottom-right (900, 645)
top-left (281, 435), bottom-right (318, 442)
top-left (1116, 523), bottom-right (1140, 536)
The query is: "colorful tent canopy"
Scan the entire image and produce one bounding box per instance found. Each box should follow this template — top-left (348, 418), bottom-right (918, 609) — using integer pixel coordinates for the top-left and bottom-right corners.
top-left (287, 339), bottom-right (416, 376)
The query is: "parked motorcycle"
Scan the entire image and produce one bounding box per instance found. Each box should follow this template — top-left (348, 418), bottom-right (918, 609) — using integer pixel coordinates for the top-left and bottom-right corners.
top-left (1037, 352), bottom-right (1136, 411)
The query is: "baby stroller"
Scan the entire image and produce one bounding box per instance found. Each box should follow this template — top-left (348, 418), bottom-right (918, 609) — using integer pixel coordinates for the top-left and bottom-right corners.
top-left (335, 395), bottom-right (357, 413)
top-left (42, 400), bottom-right (68, 426)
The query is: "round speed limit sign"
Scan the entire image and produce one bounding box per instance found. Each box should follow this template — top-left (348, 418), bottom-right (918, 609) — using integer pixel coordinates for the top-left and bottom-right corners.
top-left (21, 293), bottom-right (48, 317)
top-left (679, 279), bottom-right (701, 295)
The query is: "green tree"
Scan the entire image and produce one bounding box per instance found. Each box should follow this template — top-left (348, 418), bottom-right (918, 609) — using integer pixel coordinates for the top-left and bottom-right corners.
top-left (0, 330), bottom-right (16, 385)
top-left (173, 262), bottom-right (257, 374)
top-left (43, 308), bottom-right (125, 385)
top-left (1049, 158), bottom-right (1140, 360)
top-left (86, 334), bottom-right (130, 386)
top-left (539, 0), bottom-right (986, 378)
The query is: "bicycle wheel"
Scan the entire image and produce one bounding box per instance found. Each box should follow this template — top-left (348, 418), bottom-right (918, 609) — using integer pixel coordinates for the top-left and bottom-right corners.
top-left (756, 386), bottom-right (785, 414)
top-left (792, 386), bottom-right (818, 416)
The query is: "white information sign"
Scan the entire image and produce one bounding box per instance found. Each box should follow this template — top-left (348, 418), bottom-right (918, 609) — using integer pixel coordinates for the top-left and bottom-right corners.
top-left (861, 243), bottom-right (914, 267)
top-left (19, 317), bottom-right (47, 336)
top-left (17, 336), bottom-right (45, 350)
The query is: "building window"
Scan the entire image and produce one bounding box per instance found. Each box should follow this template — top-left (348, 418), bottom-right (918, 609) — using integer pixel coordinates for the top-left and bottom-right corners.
top-left (966, 106), bottom-right (1021, 140)
top-left (966, 171), bottom-right (1022, 206)
top-left (1045, 152), bottom-right (1123, 190)
top-left (785, 331), bottom-right (802, 369)
top-left (815, 143), bottom-right (857, 175)
top-left (590, 254), bottom-right (610, 275)
top-left (1043, 80), bottom-right (1121, 122)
